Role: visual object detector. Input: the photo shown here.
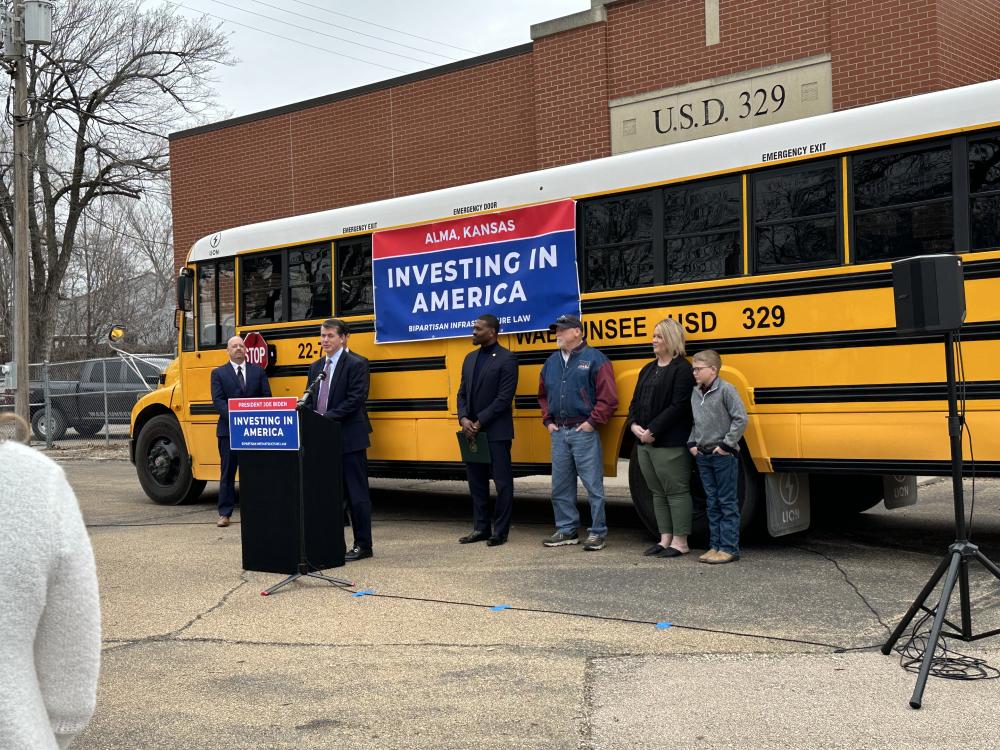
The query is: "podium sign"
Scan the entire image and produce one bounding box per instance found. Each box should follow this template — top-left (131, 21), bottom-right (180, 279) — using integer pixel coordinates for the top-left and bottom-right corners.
top-left (229, 396), bottom-right (299, 451)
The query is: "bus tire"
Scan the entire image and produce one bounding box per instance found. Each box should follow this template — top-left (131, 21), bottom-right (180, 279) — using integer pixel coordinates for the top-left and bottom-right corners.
top-left (628, 443), bottom-right (762, 540)
top-left (31, 407), bottom-right (68, 442)
top-left (135, 414), bottom-right (206, 505)
top-left (809, 474), bottom-right (883, 518)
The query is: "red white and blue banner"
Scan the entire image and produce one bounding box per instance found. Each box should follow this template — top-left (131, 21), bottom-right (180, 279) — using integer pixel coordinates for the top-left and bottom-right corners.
top-left (372, 200), bottom-right (581, 343)
top-left (229, 397), bottom-right (299, 451)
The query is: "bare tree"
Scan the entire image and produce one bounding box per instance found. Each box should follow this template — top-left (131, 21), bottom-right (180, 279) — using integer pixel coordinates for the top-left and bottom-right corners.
top-left (0, 0), bottom-right (231, 360)
top-left (56, 181), bottom-right (177, 359)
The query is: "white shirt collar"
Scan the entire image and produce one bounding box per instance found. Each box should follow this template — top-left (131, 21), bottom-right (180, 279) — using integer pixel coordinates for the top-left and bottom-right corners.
top-left (324, 347), bottom-right (345, 370)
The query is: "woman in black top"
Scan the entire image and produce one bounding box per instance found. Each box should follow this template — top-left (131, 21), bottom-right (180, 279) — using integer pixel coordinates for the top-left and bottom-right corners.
top-left (626, 318), bottom-right (696, 557)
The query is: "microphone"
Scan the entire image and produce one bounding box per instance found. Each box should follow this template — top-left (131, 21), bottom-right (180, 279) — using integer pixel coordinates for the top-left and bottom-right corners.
top-left (298, 369), bottom-right (327, 407)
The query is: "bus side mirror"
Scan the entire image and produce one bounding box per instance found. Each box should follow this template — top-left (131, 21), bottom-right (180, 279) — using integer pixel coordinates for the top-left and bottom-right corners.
top-left (108, 325), bottom-right (126, 343)
top-left (177, 270), bottom-right (193, 312)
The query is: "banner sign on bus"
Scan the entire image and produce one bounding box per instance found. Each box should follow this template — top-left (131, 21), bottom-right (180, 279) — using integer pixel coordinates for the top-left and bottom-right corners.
top-left (372, 200), bottom-right (581, 343)
top-left (229, 397), bottom-right (299, 451)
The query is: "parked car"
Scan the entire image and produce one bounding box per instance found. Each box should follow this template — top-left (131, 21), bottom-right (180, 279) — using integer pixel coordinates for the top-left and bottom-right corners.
top-left (0, 356), bottom-right (171, 441)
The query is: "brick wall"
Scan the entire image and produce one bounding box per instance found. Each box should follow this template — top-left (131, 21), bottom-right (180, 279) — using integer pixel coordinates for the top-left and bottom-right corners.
top-left (937, 0), bottom-right (1000, 89)
top-left (170, 0), bottom-right (1000, 271)
top-left (829, 0), bottom-right (941, 110)
top-left (533, 20), bottom-right (611, 170)
top-left (170, 52), bottom-right (536, 267)
top-left (607, 0), bottom-right (830, 101)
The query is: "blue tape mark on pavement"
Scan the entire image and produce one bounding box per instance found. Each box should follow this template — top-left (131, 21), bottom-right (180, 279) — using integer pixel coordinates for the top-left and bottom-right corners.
top-left (352, 589), bottom-right (375, 598)
top-left (655, 621), bottom-right (673, 629)
top-left (490, 604), bottom-right (511, 612)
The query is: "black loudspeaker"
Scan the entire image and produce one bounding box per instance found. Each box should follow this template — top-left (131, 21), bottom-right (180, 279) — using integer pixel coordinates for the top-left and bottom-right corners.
top-left (891, 254), bottom-right (966, 333)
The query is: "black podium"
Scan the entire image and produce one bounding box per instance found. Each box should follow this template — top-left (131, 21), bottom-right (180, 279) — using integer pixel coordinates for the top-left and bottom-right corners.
top-left (238, 408), bottom-right (346, 574)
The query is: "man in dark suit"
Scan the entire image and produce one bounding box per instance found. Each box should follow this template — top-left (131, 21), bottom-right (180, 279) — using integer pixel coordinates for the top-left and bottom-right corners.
top-left (456, 314), bottom-right (519, 546)
top-left (211, 335), bottom-right (271, 527)
top-left (307, 318), bottom-right (374, 561)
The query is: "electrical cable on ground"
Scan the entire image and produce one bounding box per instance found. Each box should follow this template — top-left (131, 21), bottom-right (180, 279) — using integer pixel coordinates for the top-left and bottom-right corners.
top-left (333, 583), bottom-right (867, 652)
top-left (894, 610), bottom-right (1000, 681)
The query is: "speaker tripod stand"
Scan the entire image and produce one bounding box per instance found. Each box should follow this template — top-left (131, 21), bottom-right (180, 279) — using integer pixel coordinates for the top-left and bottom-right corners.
top-left (881, 330), bottom-right (1000, 708)
top-left (262, 407), bottom-right (353, 596)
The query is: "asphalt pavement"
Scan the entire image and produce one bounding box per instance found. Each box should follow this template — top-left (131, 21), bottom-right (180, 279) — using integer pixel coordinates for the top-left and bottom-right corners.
top-left (60, 458), bottom-right (1000, 749)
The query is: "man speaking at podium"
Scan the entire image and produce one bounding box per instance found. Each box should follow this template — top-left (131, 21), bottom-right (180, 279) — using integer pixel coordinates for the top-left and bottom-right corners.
top-left (308, 319), bottom-right (374, 561)
top-left (211, 335), bottom-right (271, 528)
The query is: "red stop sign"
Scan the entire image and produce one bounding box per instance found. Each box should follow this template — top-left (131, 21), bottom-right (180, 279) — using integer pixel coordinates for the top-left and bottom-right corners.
top-left (243, 332), bottom-right (269, 369)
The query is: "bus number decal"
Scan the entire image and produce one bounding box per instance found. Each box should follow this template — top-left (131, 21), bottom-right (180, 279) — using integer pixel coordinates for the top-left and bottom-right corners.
top-left (742, 305), bottom-right (785, 330)
top-left (297, 342), bottom-right (319, 359)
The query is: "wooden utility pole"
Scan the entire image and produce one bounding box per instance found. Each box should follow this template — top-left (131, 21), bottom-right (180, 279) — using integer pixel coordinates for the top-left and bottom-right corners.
top-left (12, 0), bottom-right (30, 427)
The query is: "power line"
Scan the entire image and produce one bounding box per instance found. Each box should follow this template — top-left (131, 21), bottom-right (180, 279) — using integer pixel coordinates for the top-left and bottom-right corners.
top-left (165, 1), bottom-right (409, 73)
top-left (245, 0), bottom-right (458, 60)
top-left (206, 0), bottom-right (440, 65)
top-left (287, 0), bottom-right (477, 54)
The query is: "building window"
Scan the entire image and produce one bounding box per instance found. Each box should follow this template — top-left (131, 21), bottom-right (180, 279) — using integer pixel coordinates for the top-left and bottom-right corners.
top-left (663, 176), bottom-right (742, 282)
top-left (752, 160), bottom-right (840, 272)
top-left (852, 143), bottom-right (953, 263)
top-left (336, 236), bottom-right (374, 316)
top-left (240, 243), bottom-right (332, 325)
top-left (969, 132), bottom-right (1000, 251)
top-left (197, 259), bottom-right (235, 348)
top-left (581, 191), bottom-right (657, 292)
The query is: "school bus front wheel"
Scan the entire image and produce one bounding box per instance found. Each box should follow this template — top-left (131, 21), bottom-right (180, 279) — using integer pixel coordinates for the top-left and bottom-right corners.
top-left (135, 414), bottom-right (206, 505)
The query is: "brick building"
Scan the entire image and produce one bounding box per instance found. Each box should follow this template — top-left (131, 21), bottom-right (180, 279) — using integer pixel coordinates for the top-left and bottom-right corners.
top-left (169, 0), bottom-right (1000, 270)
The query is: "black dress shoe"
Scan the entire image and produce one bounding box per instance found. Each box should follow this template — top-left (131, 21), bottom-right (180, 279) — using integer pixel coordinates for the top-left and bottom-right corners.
top-left (344, 546), bottom-right (373, 561)
top-left (459, 530), bottom-right (490, 544)
top-left (486, 535), bottom-right (507, 547)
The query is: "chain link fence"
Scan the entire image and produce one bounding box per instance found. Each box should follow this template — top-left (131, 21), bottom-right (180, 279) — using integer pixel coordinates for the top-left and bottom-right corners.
top-left (0, 354), bottom-right (172, 454)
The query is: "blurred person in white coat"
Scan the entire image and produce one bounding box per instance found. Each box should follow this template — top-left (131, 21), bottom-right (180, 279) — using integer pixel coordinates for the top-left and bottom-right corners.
top-left (0, 415), bottom-right (101, 749)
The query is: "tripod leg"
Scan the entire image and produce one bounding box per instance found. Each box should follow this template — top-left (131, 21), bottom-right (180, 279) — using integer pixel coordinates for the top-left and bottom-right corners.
top-left (305, 570), bottom-right (354, 587)
top-left (881, 554), bottom-right (951, 655)
top-left (909, 552), bottom-right (962, 709)
top-left (261, 573), bottom-right (303, 596)
top-left (974, 550), bottom-right (1000, 581)
top-left (958, 557), bottom-right (973, 640)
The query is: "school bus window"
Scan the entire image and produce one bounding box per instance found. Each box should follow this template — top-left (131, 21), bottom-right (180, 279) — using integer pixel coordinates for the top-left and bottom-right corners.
top-left (288, 243), bottom-right (332, 320)
top-left (181, 310), bottom-right (194, 352)
top-left (752, 161), bottom-right (839, 273)
top-left (581, 192), bottom-right (657, 292)
top-left (218, 261), bottom-right (235, 341)
top-left (663, 176), bottom-right (742, 282)
top-left (241, 252), bottom-right (284, 325)
top-left (969, 133), bottom-right (1000, 251)
top-left (336, 236), bottom-right (374, 316)
top-left (853, 143), bottom-right (952, 263)
top-left (196, 259), bottom-right (234, 348)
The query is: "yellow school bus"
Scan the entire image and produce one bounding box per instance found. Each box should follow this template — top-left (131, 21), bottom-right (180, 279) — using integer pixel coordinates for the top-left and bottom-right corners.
top-left (131, 79), bottom-right (1000, 534)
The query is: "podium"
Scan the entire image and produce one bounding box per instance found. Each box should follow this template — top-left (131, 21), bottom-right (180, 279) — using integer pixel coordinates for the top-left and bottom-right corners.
top-left (239, 407), bottom-right (346, 574)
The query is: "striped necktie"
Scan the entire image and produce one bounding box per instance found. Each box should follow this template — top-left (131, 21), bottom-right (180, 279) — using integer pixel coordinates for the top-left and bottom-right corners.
top-left (315, 358), bottom-right (331, 412)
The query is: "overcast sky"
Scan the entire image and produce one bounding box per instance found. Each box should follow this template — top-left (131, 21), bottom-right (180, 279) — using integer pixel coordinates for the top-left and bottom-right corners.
top-left (151, 0), bottom-right (590, 123)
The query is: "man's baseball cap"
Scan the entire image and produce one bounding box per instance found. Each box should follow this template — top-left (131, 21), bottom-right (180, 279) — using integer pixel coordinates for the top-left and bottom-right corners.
top-left (549, 314), bottom-right (583, 332)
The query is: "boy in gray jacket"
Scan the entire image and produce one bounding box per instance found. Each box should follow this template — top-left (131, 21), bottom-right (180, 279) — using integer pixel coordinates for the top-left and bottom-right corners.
top-left (687, 350), bottom-right (747, 564)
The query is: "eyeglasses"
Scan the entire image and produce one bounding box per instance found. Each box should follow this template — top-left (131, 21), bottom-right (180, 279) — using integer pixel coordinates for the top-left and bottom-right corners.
top-left (691, 366), bottom-right (713, 372)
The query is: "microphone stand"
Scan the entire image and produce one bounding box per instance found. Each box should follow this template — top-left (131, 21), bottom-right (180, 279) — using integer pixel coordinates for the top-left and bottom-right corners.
top-left (261, 372), bottom-right (352, 596)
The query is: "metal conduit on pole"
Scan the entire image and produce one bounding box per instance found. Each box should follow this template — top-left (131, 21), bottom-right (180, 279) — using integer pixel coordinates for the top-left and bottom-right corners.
top-left (5, 1), bottom-right (53, 434)
top-left (43, 359), bottom-right (51, 448)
